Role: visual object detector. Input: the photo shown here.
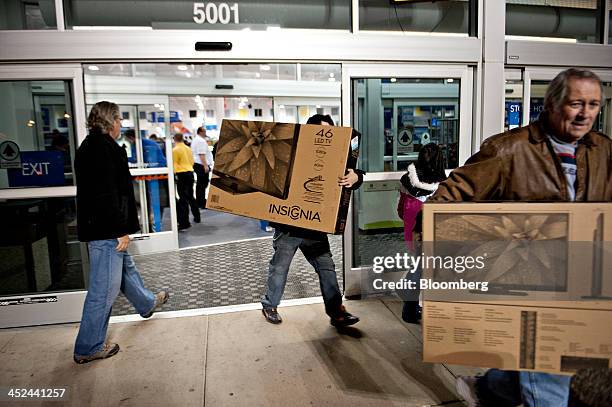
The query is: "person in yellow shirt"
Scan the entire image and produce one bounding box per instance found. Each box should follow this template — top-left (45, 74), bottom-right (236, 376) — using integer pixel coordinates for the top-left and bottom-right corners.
top-left (172, 133), bottom-right (200, 230)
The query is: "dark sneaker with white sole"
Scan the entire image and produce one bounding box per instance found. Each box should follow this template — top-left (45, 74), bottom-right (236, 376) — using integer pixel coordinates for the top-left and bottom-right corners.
top-left (142, 290), bottom-right (169, 319)
top-left (262, 307), bottom-right (282, 324)
top-left (74, 342), bottom-right (120, 364)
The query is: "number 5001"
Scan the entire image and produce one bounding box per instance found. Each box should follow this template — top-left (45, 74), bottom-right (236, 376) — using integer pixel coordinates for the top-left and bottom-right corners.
top-left (193, 3), bottom-right (239, 24)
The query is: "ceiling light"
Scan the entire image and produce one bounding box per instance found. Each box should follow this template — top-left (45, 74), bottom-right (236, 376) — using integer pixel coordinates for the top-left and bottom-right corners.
top-left (316, 105), bottom-right (321, 109)
top-left (446, 78), bottom-right (454, 83)
top-left (64, 112), bottom-right (71, 119)
top-left (26, 120), bottom-right (35, 127)
top-left (390, 78), bottom-right (397, 83)
top-left (177, 65), bottom-right (188, 71)
top-left (329, 73), bottom-right (335, 78)
top-left (88, 65), bottom-right (100, 71)
top-left (259, 65), bottom-right (271, 71)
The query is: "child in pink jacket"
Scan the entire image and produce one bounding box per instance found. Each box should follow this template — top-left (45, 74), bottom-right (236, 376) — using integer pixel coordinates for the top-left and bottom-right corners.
top-left (397, 143), bottom-right (447, 322)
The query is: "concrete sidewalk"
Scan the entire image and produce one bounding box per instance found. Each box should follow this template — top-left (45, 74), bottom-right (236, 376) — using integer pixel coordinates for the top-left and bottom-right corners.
top-left (1, 299), bottom-right (478, 406)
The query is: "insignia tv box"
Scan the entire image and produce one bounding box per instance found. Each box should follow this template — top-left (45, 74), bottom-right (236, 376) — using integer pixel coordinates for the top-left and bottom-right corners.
top-left (207, 119), bottom-right (360, 234)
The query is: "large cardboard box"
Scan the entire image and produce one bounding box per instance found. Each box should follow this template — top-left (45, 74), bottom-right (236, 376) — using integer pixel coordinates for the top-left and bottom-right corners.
top-left (421, 203), bottom-right (612, 375)
top-left (206, 120), bottom-right (358, 234)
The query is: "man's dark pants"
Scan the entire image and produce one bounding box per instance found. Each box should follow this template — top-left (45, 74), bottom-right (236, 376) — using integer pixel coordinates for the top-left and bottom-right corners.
top-left (176, 171), bottom-right (200, 228)
top-left (193, 162), bottom-right (210, 209)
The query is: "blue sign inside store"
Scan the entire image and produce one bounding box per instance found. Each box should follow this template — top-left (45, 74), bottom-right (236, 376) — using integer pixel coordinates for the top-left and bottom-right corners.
top-left (506, 101), bottom-right (521, 129)
top-left (149, 111), bottom-right (181, 123)
top-left (7, 151), bottom-right (64, 187)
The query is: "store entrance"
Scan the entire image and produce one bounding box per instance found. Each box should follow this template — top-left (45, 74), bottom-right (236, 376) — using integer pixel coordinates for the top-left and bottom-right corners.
top-left (81, 63), bottom-right (344, 316)
top-left (83, 63), bottom-right (342, 252)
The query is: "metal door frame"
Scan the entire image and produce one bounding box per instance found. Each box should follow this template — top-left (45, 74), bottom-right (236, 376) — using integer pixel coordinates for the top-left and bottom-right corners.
top-left (340, 63), bottom-right (473, 297)
top-left (0, 64), bottom-right (88, 327)
top-left (85, 93), bottom-right (179, 255)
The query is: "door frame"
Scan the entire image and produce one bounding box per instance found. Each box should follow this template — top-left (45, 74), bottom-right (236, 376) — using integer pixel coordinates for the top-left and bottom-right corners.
top-left (85, 93), bottom-right (179, 254)
top-left (521, 67), bottom-right (612, 128)
top-left (340, 63), bottom-right (473, 297)
top-left (0, 64), bottom-right (88, 327)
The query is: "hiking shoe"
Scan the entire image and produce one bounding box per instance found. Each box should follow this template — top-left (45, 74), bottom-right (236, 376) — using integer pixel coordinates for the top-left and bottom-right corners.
top-left (142, 290), bottom-right (169, 319)
top-left (330, 305), bottom-right (360, 327)
top-left (262, 307), bottom-right (282, 324)
top-left (74, 342), bottom-right (119, 364)
top-left (456, 376), bottom-right (480, 407)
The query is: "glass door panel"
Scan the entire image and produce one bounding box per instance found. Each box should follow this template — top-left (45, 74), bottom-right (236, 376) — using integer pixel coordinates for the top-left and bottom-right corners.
top-left (85, 96), bottom-right (177, 255)
top-left (341, 64), bottom-right (472, 297)
top-left (0, 65), bottom-right (89, 328)
top-left (523, 68), bottom-right (612, 135)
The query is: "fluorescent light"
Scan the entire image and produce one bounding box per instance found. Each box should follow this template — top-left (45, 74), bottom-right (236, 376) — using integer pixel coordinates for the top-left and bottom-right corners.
top-left (259, 65), bottom-right (271, 71)
top-left (177, 65), bottom-right (188, 71)
top-left (505, 35), bottom-right (577, 43)
top-left (72, 26), bottom-right (153, 30)
top-left (87, 65), bottom-right (99, 71)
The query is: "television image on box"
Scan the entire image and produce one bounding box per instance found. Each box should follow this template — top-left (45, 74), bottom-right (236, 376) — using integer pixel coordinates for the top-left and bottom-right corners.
top-left (212, 120), bottom-right (299, 199)
top-left (432, 213), bottom-right (569, 292)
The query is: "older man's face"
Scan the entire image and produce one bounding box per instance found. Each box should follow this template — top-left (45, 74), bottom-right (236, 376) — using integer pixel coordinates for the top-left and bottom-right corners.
top-left (548, 78), bottom-right (601, 143)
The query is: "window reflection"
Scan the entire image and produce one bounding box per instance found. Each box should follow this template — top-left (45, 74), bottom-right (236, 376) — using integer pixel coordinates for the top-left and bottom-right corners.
top-left (506, 1), bottom-right (600, 43)
top-left (0, 197), bottom-right (86, 296)
top-left (0, 80), bottom-right (75, 189)
top-left (0, 0), bottom-right (57, 30)
top-left (360, 0), bottom-right (470, 35)
top-left (353, 78), bottom-right (460, 173)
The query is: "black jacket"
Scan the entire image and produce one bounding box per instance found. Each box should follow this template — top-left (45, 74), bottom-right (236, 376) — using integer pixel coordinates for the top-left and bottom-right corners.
top-left (75, 130), bottom-right (140, 242)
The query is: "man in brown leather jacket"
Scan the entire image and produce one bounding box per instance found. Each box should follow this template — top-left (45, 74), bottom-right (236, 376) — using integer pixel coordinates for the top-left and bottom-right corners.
top-left (431, 68), bottom-right (611, 406)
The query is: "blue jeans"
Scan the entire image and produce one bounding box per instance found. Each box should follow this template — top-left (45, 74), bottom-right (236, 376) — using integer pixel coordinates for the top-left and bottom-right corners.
top-left (477, 369), bottom-right (571, 407)
top-left (261, 230), bottom-right (343, 317)
top-left (74, 239), bottom-right (156, 357)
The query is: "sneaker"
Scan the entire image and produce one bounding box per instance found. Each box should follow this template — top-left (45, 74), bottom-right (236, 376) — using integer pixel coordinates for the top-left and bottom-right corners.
top-left (456, 376), bottom-right (480, 407)
top-left (74, 342), bottom-right (120, 364)
top-left (262, 307), bottom-right (282, 324)
top-left (330, 305), bottom-right (360, 327)
top-left (142, 291), bottom-right (169, 319)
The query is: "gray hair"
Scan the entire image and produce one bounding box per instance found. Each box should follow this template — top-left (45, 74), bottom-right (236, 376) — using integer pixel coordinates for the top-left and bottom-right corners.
top-left (87, 101), bottom-right (120, 132)
top-left (544, 68), bottom-right (603, 112)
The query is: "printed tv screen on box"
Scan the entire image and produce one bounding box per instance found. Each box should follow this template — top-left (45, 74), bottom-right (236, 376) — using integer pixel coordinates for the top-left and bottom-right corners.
top-left (420, 202), bottom-right (612, 375)
top-left (207, 120), bottom-right (359, 234)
